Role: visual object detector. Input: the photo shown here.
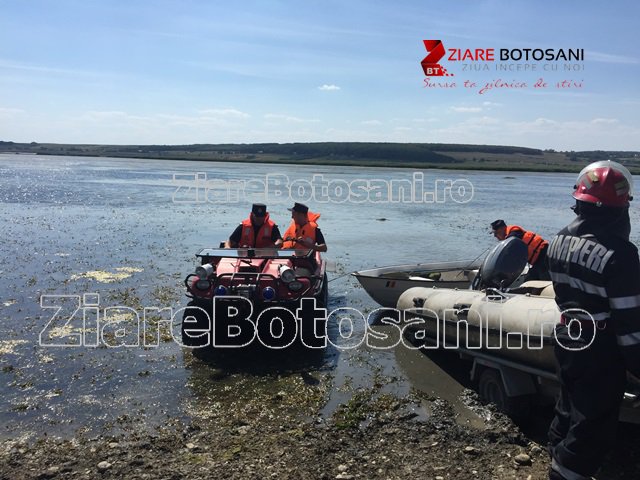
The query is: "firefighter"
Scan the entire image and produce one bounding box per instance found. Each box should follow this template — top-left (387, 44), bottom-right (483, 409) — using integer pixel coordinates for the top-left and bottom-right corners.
top-left (491, 219), bottom-right (550, 280)
top-left (546, 160), bottom-right (640, 479)
top-left (225, 203), bottom-right (282, 248)
top-left (281, 202), bottom-right (327, 252)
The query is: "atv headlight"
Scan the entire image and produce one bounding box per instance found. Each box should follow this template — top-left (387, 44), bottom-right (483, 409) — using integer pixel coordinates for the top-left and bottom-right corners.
top-left (196, 279), bottom-right (211, 290)
top-left (279, 265), bottom-right (295, 283)
top-left (196, 263), bottom-right (214, 280)
top-left (262, 286), bottom-right (276, 300)
top-left (288, 280), bottom-right (303, 292)
top-left (214, 285), bottom-right (227, 296)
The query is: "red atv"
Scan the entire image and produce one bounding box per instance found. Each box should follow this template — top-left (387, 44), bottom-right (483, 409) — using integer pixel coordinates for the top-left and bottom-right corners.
top-left (181, 247), bottom-right (328, 348)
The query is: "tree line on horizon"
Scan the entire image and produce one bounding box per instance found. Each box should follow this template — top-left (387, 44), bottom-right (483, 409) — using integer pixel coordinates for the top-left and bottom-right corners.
top-left (1, 141), bottom-right (637, 168)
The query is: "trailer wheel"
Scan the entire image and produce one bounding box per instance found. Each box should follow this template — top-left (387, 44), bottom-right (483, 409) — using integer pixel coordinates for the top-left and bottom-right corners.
top-left (478, 368), bottom-right (532, 421)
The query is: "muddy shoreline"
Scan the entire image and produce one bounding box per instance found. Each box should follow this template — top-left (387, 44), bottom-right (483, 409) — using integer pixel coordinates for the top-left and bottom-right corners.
top-left (1, 360), bottom-right (551, 480)
top-left (3, 343), bottom-right (640, 480)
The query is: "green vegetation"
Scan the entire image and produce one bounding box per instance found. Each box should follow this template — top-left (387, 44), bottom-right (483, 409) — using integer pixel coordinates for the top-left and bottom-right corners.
top-left (333, 389), bottom-right (402, 430)
top-left (1, 140), bottom-right (639, 173)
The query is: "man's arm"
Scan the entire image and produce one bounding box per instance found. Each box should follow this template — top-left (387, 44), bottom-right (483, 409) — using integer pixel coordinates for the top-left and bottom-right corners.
top-left (271, 224), bottom-right (283, 247)
top-left (605, 244), bottom-right (640, 378)
top-left (314, 228), bottom-right (327, 252)
top-left (294, 228), bottom-right (327, 252)
top-left (225, 225), bottom-right (243, 248)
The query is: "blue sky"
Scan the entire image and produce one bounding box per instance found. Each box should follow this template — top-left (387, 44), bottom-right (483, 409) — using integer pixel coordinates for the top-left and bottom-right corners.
top-left (1, 0), bottom-right (638, 150)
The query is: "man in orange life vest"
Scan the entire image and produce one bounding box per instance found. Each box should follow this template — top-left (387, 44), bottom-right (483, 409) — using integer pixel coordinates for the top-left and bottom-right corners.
top-left (225, 203), bottom-right (283, 248)
top-left (281, 202), bottom-right (327, 252)
top-left (490, 219), bottom-right (550, 281)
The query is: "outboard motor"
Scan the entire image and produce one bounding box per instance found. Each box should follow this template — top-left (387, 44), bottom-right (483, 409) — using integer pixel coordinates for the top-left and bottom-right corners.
top-left (473, 237), bottom-right (528, 290)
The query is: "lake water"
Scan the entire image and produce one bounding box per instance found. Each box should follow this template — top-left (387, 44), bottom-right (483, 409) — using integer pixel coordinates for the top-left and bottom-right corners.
top-left (1, 154), bottom-right (639, 439)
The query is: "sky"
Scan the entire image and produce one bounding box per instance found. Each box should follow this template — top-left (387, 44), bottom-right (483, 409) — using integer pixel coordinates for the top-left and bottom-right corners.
top-left (0, 0), bottom-right (638, 150)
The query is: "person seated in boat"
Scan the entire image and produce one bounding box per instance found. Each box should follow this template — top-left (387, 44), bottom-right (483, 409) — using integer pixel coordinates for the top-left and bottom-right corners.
top-left (281, 202), bottom-right (327, 252)
top-left (490, 219), bottom-right (550, 280)
top-left (225, 203), bottom-right (283, 248)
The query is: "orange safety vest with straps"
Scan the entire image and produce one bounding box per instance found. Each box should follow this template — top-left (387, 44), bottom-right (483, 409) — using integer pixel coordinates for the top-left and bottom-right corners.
top-left (239, 214), bottom-right (276, 248)
top-left (282, 211), bottom-right (320, 249)
top-left (506, 225), bottom-right (548, 265)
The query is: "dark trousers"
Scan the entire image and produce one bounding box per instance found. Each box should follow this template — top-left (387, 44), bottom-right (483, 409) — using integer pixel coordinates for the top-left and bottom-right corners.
top-left (548, 324), bottom-right (626, 477)
top-left (527, 245), bottom-right (551, 281)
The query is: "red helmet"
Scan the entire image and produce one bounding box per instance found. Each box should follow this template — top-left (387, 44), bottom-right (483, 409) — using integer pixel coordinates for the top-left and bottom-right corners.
top-left (573, 160), bottom-right (634, 207)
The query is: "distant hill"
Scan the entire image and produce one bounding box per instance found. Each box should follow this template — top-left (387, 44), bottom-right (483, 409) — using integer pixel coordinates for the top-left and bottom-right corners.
top-left (1, 141), bottom-right (639, 173)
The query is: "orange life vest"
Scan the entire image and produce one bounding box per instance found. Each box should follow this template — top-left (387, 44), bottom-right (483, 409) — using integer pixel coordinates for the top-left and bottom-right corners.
top-left (282, 211), bottom-right (320, 249)
top-left (239, 214), bottom-right (276, 248)
top-left (506, 225), bottom-right (548, 265)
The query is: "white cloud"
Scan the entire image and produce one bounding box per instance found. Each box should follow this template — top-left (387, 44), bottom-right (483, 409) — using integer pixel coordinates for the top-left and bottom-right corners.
top-left (502, 117), bottom-right (640, 150)
top-left (591, 118), bottom-right (618, 125)
top-left (3, 107), bottom-right (638, 151)
top-left (318, 84), bottom-right (341, 91)
top-left (80, 109), bottom-right (252, 133)
top-left (450, 106), bottom-right (482, 113)
top-left (389, 117), bottom-right (438, 124)
top-left (0, 107), bottom-right (25, 116)
top-left (588, 51), bottom-right (639, 65)
top-left (198, 108), bottom-right (250, 119)
top-left (531, 117), bottom-right (558, 126)
top-left (467, 116), bottom-right (501, 126)
top-left (263, 113), bottom-right (319, 123)
top-left (86, 110), bottom-right (129, 119)
top-left (0, 58), bottom-right (109, 78)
